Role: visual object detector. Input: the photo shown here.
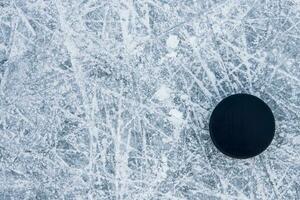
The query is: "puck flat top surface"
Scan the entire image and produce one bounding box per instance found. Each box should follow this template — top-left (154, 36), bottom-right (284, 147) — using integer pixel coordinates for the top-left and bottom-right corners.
top-left (209, 93), bottom-right (275, 159)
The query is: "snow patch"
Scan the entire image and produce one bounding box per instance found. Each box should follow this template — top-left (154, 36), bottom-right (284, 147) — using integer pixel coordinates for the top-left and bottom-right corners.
top-left (166, 51), bottom-right (177, 58)
top-left (168, 109), bottom-right (183, 126)
top-left (189, 36), bottom-right (197, 45)
top-left (181, 94), bottom-right (189, 101)
top-left (166, 35), bottom-right (179, 49)
top-left (154, 85), bottom-right (172, 101)
top-left (293, 135), bottom-right (300, 145)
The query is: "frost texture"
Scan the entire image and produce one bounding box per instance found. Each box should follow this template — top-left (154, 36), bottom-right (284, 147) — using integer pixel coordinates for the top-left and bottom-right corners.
top-left (0, 0), bottom-right (300, 199)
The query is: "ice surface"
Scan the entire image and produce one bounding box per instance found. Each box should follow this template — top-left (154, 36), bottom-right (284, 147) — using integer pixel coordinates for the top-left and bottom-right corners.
top-left (0, 0), bottom-right (300, 199)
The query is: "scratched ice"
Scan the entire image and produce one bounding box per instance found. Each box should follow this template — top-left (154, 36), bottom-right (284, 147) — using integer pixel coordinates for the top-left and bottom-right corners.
top-left (0, 0), bottom-right (299, 199)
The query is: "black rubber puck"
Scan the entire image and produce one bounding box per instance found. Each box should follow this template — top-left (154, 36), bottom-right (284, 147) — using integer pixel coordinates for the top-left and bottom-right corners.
top-left (209, 93), bottom-right (275, 159)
